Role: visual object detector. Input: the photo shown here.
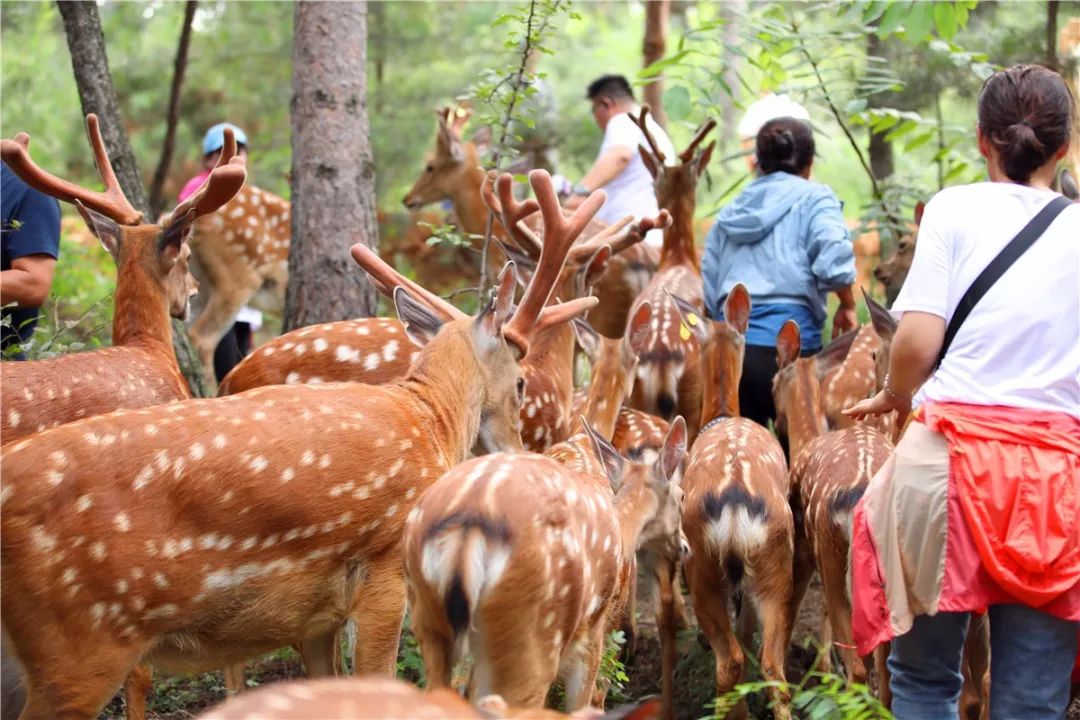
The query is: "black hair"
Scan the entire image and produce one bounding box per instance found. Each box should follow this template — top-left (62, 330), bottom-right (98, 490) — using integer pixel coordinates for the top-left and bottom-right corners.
top-left (978, 64), bottom-right (1074, 184)
top-left (755, 117), bottom-right (815, 176)
top-left (586, 75), bottom-right (634, 102)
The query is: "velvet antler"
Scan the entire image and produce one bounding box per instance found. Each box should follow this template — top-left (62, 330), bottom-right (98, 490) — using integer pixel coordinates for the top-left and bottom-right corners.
top-left (350, 244), bottom-right (468, 322)
top-left (164, 127), bottom-right (247, 225)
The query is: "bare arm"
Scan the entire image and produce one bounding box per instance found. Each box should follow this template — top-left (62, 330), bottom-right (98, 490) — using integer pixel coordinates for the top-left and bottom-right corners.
top-left (0, 254), bottom-right (56, 307)
top-left (831, 285), bottom-right (857, 339)
top-left (581, 145), bottom-right (634, 194)
top-left (844, 310), bottom-right (945, 418)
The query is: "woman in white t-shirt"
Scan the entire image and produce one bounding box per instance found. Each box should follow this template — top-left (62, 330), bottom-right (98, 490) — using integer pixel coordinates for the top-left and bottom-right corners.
top-left (844, 65), bottom-right (1079, 719)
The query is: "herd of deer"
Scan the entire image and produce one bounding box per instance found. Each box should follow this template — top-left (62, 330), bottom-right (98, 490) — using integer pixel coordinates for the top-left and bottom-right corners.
top-left (0, 107), bottom-right (943, 720)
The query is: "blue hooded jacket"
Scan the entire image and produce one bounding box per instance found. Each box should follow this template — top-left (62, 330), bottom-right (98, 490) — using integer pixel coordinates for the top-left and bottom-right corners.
top-left (701, 171), bottom-right (855, 350)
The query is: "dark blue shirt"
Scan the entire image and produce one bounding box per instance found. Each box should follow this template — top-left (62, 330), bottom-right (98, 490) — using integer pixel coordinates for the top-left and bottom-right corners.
top-left (2, 162), bottom-right (61, 354)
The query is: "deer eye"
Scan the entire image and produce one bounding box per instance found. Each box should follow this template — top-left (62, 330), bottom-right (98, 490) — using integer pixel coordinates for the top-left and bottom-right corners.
top-left (425, 163), bottom-right (434, 173)
top-left (516, 377), bottom-right (526, 400)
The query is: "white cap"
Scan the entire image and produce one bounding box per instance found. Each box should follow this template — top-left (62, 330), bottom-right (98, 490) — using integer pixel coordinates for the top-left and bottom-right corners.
top-left (737, 93), bottom-right (810, 140)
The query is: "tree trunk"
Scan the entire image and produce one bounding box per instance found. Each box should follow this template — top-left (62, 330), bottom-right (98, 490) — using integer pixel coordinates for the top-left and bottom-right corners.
top-left (57, 0), bottom-right (209, 398)
top-left (148, 0), bottom-right (198, 219)
top-left (1046, 0), bottom-right (1060, 71)
top-left (371, 0), bottom-right (386, 114)
top-left (866, 33), bottom-right (894, 182)
top-left (642, 0), bottom-right (669, 129)
top-left (285, 1), bottom-right (378, 332)
top-left (718, 0), bottom-right (744, 146)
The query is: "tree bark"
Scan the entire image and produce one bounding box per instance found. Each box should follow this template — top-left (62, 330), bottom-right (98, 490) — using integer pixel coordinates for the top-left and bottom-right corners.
top-left (371, 0), bottom-right (386, 114)
top-left (866, 33), bottom-right (894, 182)
top-left (57, 0), bottom-right (209, 398)
top-left (1046, 0), bottom-right (1060, 71)
top-left (642, 0), bottom-right (669, 129)
top-left (148, 0), bottom-right (198, 219)
top-left (285, 0), bottom-right (378, 332)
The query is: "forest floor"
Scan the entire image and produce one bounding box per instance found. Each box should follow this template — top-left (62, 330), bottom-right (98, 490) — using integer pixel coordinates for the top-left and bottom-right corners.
top-left (98, 573), bottom-right (1080, 719)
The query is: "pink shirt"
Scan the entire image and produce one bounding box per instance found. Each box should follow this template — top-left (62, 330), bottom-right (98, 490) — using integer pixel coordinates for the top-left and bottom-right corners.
top-left (177, 171), bottom-right (211, 202)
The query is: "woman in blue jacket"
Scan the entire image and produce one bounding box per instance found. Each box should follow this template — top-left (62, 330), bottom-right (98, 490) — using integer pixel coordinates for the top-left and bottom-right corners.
top-left (702, 117), bottom-right (857, 438)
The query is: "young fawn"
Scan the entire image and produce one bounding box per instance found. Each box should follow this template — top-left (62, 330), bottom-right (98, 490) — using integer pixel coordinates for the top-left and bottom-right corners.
top-left (0, 115), bottom-right (245, 443)
top-left (0, 170), bottom-right (602, 720)
top-left (672, 283), bottom-right (794, 720)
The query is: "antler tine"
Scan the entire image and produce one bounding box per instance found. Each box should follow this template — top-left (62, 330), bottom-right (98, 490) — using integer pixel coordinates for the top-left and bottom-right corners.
top-left (502, 169), bottom-right (606, 354)
top-left (165, 128), bottom-right (247, 225)
top-left (567, 215), bottom-right (634, 262)
top-left (0, 113), bottom-right (143, 225)
top-left (480, 171), bottom-right (543, 260)
top-left (678, 118), bottom-right (718, 163)
top-left (533, 296), bottom-right (600, 334)
top-left (449, 105), bottom-right (473, 135)
top-left (630, 105), bottom-right (666, 164)
top-left (349, 243), bottom-right (467, 322)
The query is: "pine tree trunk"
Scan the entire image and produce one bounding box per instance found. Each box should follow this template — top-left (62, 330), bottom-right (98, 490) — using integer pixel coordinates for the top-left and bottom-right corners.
top-left (57, 0), bottom-right (209, 398)
top-left (285, 0), bottom-right (379, 332)
top-left (642, 0), bottom-right (669, 129)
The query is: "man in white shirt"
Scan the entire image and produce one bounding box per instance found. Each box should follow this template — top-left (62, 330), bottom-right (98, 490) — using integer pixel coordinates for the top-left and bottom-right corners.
top-left (562, 75), bottom-right (675, 246)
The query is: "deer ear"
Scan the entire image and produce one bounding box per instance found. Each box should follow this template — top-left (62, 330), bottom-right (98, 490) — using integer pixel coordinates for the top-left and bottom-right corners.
top-left (394, 287), bottom-right (445, 348)
top-left (658, 416), bottom-right (687, 483)
top-left (583, 419), bottom-right (625, 493)
top-left (638, 145), bottom-right (660, 180)
top-left (776, 320), bottom-right (802, 368)
top-left (75, 199), bottom-right (122, 261)
top-left (694, 141), bottom-right (716, 179)
top-left (577, 244), bottom-right (612, 294)
top-left (814, 326), bottom-right (859, 382)
top-left (913, 200), bottom-right (926, 226)
top-left (571, 317), bottom-right (601, 364)
top-left (470, 125), bottom-right (492, 157)
top-left (723, 283), bottom-right (751, 335)
top-left (863, 288), bottom-right (897, 343)
top-left (626, 301), bottom-right (652, 356)
top-left (476, 262), bottom-right (518, 354)
top-left (665, 290), bottom-right (707, 342)
top-left (158, 208), bottom-right (196, 267)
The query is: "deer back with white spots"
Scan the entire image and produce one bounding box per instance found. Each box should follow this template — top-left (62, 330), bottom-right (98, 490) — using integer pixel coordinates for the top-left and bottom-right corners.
top-left (675, 283), bottom-right (796, 719)
top-left (626, 108), bottom-right (716, 441)
top-left (0, 114), bottom-right (246, 445)
top-left (0, 170), bottom-right (602, 720)
top-left (403, 417), bottom-right (686, 711)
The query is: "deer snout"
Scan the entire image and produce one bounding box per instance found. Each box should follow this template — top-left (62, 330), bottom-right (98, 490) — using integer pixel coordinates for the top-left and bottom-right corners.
top-left (679, 532), bottom-right (692, 561)
top-left (402, 193), bottom-right (423, 212)
top-left (873, 263), bottom-right (893, 285)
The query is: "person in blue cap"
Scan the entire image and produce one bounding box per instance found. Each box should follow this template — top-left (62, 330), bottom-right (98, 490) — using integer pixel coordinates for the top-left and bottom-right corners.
top-left (2, 161), bottom-right (61, 360)
top-left (179, 122), bottom-right (260, 383)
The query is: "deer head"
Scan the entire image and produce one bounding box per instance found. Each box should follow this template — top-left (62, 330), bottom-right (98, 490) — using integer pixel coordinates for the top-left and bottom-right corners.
top-left (874, 201), bottom-right (923, 305)
top-left (670, 283), bottom-right (749, 424)
top-left (403, 105), bottom-right (492, 210)
top-left (0, 114), bottom-right (246, 321)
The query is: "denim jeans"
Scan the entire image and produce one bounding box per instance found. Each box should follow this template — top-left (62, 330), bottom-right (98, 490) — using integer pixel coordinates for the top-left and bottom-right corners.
top-left (888, 603), bottom-right (1078, 720)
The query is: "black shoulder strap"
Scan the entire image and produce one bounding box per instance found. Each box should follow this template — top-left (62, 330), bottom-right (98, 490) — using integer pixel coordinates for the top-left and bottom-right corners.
top-left (937, 194), bottom-right (1072, 368)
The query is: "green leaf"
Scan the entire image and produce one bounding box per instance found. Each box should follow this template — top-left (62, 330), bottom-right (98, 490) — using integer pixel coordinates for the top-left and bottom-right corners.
top-left (663, 85), bottom-right (693, 122)
top-left (944, 161), bottom-right (969, 183)
top-left (903, 2), bottom-right (935, 42)
top-left (638, 50), bottom-right (691, 79)
top-left (875, 1), bottom-right (910, 37)
top-left (905, 132), bottom-right (935, 152)
top-left (934, 2), bottom-right (958, 40)
top-left (845, 97), bottom-right (868, 115)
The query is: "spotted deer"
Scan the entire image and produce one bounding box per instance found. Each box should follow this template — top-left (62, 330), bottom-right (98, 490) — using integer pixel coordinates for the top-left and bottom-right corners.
top-left (403, 105), bottom-right (658, 339)
top-left (672, 283), bottom-right (794, 720)
top-left (873, 202), bottom-right (923, 305)
top-left (0, 170), bottom-right (603, 720)
top-left (195, 675), bottom-right (661, 720)
top-left (771, 320), bottom-right (892, 688)
top-left (404, 414), bottom-right (687, 711)
top-left (0, 115), bottom-right (245, 444)
top-left (626, 108), bottom-right (716, 443)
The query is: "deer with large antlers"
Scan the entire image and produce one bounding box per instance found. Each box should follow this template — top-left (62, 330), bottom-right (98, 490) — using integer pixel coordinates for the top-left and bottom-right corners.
top-left (672, 284), bottom-right (795, 720)
top-left (0, 170), bottom-right (602, 720)
top-left (0, 115), bottom-right (246, 445)
top-left (403, 105), bottom-right (659, 338)
top-left (626, 107), bottom-right (716, 443)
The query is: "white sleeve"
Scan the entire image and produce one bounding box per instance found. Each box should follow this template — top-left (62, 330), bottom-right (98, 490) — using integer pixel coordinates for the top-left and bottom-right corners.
top-left (600, 114), bottom-right (642, 154)
top-left (892, 194), bottom-right (952, 320)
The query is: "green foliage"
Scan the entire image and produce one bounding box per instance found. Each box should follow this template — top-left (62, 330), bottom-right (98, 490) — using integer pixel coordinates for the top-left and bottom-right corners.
top-left (705, 671), bottom-right (892, 720)
top-left (397, 621), bottom-right (427, 687)
top-left (599, 629), bottom-right (631, 702)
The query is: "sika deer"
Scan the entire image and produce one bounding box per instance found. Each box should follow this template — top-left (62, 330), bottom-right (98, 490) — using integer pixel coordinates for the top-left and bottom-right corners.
top-left (0, 170), bottom-right (603, 720)
top-left (873, 202), bottom-right (923, 305)
top-left (772, 320), bottom-right (892, 688)
top-left (673, 283), bottom-right (794, 720)
top-left (626, 108), bottom-right (715, 443)
top-left (196, 675), bottom-right (661, 719)
top-left (0, 115), bottom-right (246, 444)
top-left (404, 417), bottom-right (687, 711)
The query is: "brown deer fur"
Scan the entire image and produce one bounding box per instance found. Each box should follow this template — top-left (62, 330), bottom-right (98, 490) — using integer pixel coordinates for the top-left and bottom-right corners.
top-left (0, 115), bottom-right (245, 444)
top-left (872, 202), bottom-right (923, 305)
top-left (675, 284), bottom-right (795, 720)
top-left (0, 170), bottom-right (602, 720)
top-left (626, 109), bottom-right (715, 443)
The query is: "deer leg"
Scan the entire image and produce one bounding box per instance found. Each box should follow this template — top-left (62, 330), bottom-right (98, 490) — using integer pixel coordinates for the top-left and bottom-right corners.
top-left (619, 573), bottom-right (639, 660)
top-left (122, 664), bottom-right (152, 720)
top-left (480, 625), bottom-right (560, 709)
top-left (687, 558), bottom-right (744, 714)
top-left (757, 591), bottom-right (793, 720)
top-left (563, 628), bottom-right (605, 712)
top-left (188, 283), bottom-right (255, 388)
top-left (819, 557), bottom-right (865, 684)
top-left (350, 560), bottom-right (407, 677)
top-left (656, 558), bottom-right (678, 720)
top-left (299, 628), bottom-right (342, 678)
top-left (817, 606), bottom-right (834, 675)
top-left (408, 585), bottom-right (455, 692)
top-left (874, 641), bottom-right (892, 708)
top-left (671, 562), bottom-right (691, 631)
top-left (222, 663), bottom-right (245, 695)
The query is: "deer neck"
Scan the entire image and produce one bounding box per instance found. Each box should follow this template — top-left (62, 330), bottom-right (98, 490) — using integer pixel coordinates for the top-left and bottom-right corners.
top-left (614, 479), bottom-right (657, 558)
top-left (398, 328), bottom-right (484, 467)
top-left (576, 355), bottom-right (625, 440)
top-left (112, 247), bottom-right (174, 350)
top-left (523, 322), bottom-right (575, 407)
top-left (699, 335), bottom-right (740, 425)
top-left (784, 361), bottom-right (828, 465)
top-left (659, 195), bottom-right (698, 271)
top-left (448, 165), bottom-right (493, 237)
